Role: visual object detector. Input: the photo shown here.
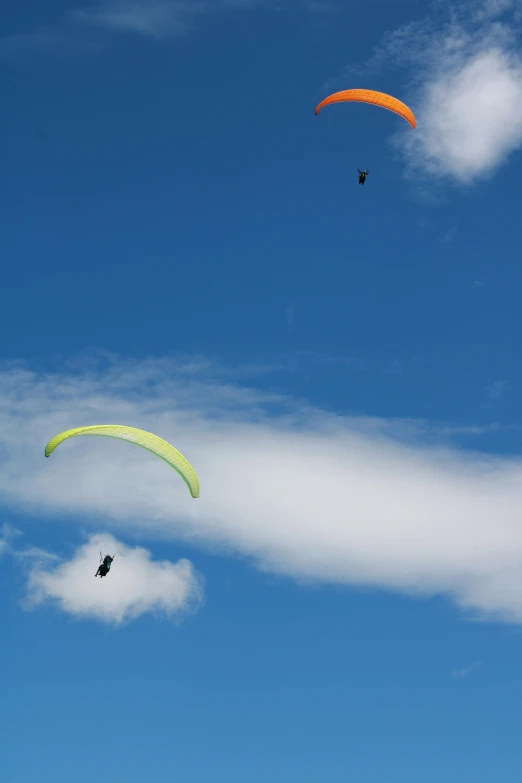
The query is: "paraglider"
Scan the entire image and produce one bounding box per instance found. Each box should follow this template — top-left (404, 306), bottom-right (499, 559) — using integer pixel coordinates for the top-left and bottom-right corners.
top-left (95, 553), bottom-right (114, 578)
top-left (315, 90), bottom-right (416, 186)
top-left (44, 424), bottom-right (200, 498)
top-left (315, 89), bottom-right (416, 128)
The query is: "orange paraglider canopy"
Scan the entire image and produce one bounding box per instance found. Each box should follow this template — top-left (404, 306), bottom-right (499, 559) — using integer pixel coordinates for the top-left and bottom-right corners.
top-left (315, 89), bottom-right (416, 129)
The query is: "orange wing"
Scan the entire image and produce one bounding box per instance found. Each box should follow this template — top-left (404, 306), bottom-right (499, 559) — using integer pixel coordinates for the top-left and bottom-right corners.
top-left (315, 89), bottom-right (416, 129)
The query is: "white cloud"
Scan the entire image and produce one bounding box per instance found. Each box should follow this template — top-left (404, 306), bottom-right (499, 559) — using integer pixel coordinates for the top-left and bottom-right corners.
top-left (27, 533), bottom-right (204, 625)
top-left (350, 1), bottom-right (522, 184)
top-left (0, 523), bottom-right (60, 570)
top-left (1, 0), bottom-right (319, 55)
top-left (74, 0), bottom-right (314, 36)
top-left (473, 0), bottom-right (519, 22)
top-left (488, 379), bottom-right (509, 399)
top-left (1, 356), bottom-right (522, 623)
top-left (15, 546), bottom-right (60, 562)
top-left (0, 3), bottom-right (197, 56)
top-left (452, 660), bottom-right (482, 677)
top-left (0, 522), bottom-right (21, 556)
top-left (403, 45), bottom-right (522, 183)
top-left (73, 0), bottom-right (195, 39)
top-left (441, 226), bottom-right (457, 243)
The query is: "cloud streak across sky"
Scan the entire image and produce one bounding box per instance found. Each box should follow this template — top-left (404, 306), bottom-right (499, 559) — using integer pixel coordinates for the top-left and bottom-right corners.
top-left (73, 0), bottom-right (204, 39)
top-left (0, 0), bottom-right (241, 57)
top-left (0, 0), bottom-right (317, 56)
top-left (1, 355), bottom-right (522, 624)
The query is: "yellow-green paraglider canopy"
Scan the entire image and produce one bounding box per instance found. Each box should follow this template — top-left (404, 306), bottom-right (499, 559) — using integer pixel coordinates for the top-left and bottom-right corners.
top-left (45, 424), bottom-right (200, 498)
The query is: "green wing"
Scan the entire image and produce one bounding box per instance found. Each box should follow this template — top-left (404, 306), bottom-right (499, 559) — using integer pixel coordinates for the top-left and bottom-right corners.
top-left (45, 424), bottom-right (200, 498)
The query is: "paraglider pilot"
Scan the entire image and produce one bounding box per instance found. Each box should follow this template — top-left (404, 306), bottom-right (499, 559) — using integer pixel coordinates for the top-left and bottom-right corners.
top-left (95, 554), bottom-right (114, 578)
top-left (358, 169), bottom-right (369, 185)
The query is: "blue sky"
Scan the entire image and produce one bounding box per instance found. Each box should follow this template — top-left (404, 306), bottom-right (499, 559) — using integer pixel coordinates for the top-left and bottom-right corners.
top-left (2, 0), bottom-right (522, 781)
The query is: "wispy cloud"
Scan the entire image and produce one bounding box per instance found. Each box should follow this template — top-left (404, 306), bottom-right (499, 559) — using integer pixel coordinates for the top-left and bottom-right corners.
top-left (441, 226), bottom-right (457, 243)
top-left (473, 0), bottom-right (520, 23)
top-left (0, 2), bottom-right (197, 56)
top-left (132, 349), bottom-right (405, 383)
top-left (452, 660), bottom-right (482, 678)
top-left (487, 379), bottom-right (509, 399)
top-left (1, 0), bottom-right (320, 57)
top-left (15, 546), bottom-right (60, 563)
top-left (1, 355), bottom-right (522, 623)
top-left (278, 350), bottom-right (399, 375)
top-left (72, 0), bottom-right (197, 39)
top-left (26, 533), bottom-right (204, 625)
top-left (345, 1), bottom-right (522, 185)
top-left (0, 522), bottom-right (21, 557)
top-left (1, 523), bottom-right (62, 564)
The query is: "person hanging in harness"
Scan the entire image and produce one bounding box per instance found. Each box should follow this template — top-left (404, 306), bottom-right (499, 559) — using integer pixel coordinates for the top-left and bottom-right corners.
top-left (95, 553), bottom-right (115, 578)
top-left (358, 169), bottom-right (369, 185)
